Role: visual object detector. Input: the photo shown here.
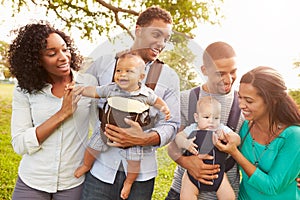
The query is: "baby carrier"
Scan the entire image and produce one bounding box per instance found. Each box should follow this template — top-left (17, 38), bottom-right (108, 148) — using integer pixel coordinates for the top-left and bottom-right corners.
top-left (99, 58), bottom-right (164, 132)
top-left (100, 96), bottom-right (151, 131)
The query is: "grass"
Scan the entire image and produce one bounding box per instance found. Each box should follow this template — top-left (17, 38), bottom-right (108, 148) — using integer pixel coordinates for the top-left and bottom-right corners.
top-left (0, 83), bottom-right (176, 200)
top-left (0, 83), bottom-right (21, 200)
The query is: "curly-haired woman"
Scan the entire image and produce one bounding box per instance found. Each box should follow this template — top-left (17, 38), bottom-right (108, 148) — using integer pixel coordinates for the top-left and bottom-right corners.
top-left (8, 21), bottom-right (98, 200)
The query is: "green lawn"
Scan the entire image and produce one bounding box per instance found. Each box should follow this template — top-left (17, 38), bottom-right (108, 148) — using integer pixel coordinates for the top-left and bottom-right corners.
top-left (0, 83), bottom-right (176, 200)
top-left (0, 83), bottom-right (21, 200)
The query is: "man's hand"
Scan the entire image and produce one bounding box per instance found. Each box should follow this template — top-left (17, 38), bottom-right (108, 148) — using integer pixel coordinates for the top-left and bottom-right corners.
top-left (167, 141), bottom-right (220, 185)
top-left (105, 118), bottom-right (159, 148)
top-left (182, 154), bottom-right (220, 185)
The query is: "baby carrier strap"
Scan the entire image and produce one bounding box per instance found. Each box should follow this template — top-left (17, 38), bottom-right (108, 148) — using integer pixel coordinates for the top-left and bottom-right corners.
top-left (226, 91), bottom-right (241, 132)
top-left (99, 57), bottom-right (163, 124)
top-left (187, 86), bottom-right (201, 125)
top-left (145, 59), bottom-right (163, 90)
top-left (187, 87), bottom-right (240, 131)
top-left (111, 56), bottom-right (163, 90)
top-left (187, 87), bottom-right (241, 172)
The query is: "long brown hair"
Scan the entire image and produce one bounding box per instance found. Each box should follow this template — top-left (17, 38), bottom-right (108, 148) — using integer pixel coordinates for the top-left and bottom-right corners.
top-left (240, 66), bottom-right (300, 133)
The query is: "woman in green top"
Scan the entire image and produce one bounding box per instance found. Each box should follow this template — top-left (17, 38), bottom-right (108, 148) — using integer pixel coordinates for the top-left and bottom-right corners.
top-left (216, 66), bottom-right (300, 200)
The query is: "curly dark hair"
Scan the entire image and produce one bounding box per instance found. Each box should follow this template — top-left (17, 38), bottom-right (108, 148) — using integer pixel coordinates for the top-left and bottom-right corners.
top-left (136, 6), bottom-right (173, 27)
top-left (8, 21), bottom-right (83, 94)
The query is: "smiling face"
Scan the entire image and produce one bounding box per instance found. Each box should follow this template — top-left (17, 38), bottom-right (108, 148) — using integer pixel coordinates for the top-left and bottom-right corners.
top-left (202, 57), bottom-right (237, 94)
top-left (40, 33), bottom-right (71, 81)
top-left (114, 55), bottom-right (145, 92)
top-left (238, 83), bottom-right (268, 122)
top-left (133, 19), bottom-right (172, 62)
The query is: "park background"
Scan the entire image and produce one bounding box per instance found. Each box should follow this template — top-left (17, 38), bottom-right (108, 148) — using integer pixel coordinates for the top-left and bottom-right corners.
top-left (1, 0), bottom-right (300, 199)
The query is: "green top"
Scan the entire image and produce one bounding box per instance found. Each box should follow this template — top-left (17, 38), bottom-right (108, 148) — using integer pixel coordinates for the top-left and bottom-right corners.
top-left (238, 121), bottom-right (300, 200)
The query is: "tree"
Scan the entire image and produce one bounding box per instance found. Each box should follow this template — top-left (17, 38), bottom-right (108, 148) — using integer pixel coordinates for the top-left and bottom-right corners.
top-left (159, 33), bottom-right (201, 90)
top-left (293, 54), bottom-right (300, 78)
top-left (6, 0), bottom-right (224, 40)
top-left (3, 0), bottom-right (225, 89)
top-left (290, 55), bottom-right (300, 107)
top-left (0, 40), bottom-right (10, 78)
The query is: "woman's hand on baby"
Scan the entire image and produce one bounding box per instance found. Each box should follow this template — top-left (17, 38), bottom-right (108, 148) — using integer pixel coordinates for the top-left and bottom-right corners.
top-left (215, 132), bottom-right (239, 155)
top-left (214, 128), bottom-right (241, 147)
top-left (227, 131), bottom-right (241, 146)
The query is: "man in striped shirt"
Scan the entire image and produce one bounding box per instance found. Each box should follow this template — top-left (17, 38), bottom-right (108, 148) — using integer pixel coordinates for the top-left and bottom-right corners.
top-left (166, 41), bottom-right (244, 200)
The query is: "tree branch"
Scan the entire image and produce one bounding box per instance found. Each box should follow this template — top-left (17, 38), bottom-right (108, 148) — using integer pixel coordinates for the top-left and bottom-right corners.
top-left (95, 0), bottom-right (139, 16)
top-left (114, 11), bottom-right (134, 39)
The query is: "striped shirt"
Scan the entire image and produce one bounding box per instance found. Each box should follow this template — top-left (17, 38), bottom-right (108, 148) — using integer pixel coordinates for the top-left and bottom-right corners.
top-left (169, 85), bottom-right (244, 200)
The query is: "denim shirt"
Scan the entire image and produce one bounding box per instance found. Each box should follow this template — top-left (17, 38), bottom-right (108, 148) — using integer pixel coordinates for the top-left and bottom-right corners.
top-left (11, 71), bottom-right (98, 193)
top-left (86, 54), bottom-right (180, 183)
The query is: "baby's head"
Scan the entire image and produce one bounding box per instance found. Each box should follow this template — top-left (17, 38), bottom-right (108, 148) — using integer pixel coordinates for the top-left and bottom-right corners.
top-left (114, 52), bottom-right (146, 92)
top-left (194, 96), bottom-right (221, 130)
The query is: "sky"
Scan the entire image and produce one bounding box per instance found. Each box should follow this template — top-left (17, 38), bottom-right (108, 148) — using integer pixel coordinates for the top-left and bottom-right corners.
top-left (1, 0), bottom-right (299, 89)
top-left (193, 0), bottom-right (300, 89)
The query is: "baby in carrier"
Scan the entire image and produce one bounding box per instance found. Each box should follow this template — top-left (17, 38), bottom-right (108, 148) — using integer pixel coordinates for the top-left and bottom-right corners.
top-left (174, 96), bottom-right (240, 200)
top-left (72, 52), bottom-right (170, 199)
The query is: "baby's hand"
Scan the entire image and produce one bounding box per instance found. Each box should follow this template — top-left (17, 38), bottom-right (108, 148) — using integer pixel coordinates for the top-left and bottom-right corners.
top-left (215, 125), bottom-right (241, 146)
top-left (183, 137), bottom-right (198, 155)
top-left (65, 81), bottom-right (75, 90)
top-left (160, 106), bottom-right (170, 120)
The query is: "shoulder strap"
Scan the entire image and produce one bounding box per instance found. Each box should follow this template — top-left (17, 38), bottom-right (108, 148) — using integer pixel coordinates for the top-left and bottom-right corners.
top-left (188, 86), bottom-right (201, 125)
top-left (224, 90), bottom-right (241, 172)
top-left (99, 56), bottom-right (118, 121)
top-left (111, 57), bottom-right (118, 82)
top-left (145, 59), bottom-right (163, 90)
top-left (187, 87), bottom-right (241, 172)
top-left (226, 91), bottom-right (241, 132)
top-left (112, 57), bottom-right (163, 91)
top-left (188, 88), bottom-right (240, 130)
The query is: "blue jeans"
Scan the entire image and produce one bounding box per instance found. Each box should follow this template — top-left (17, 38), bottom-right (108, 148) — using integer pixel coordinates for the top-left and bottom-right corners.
top-left (81, 170), bottom-right (155, 200)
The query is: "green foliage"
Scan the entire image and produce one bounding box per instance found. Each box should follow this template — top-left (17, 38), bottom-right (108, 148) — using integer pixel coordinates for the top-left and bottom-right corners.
top-left (145, 0), bottom-right (223, 38)
top-left (2, 0), bottom-right (224, 87)
top-left (153, 146), bottom-right (176, 200)
top-left (159, 33), bottom-right (200, 91)
top-left (0, 41), bottom-right (9, 66)
top-left (0, 41), bottom-right (11, 78)
top-left (289, 89), bottom-right (300, 106)
top-left (6, 0), bottom-right (224, 41)
top-left (0, 84), bottom-right (21, 200)
top-left (292, 54), bottom-right (300, 77)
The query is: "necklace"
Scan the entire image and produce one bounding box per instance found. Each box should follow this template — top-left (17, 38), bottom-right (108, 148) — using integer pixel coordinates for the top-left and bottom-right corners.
top-left (251, 137), bottom-right (270, 167)
top-left (241, 121), bottom-right (280, 167)
top-left (250, 122), bottom-right (283, 167)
